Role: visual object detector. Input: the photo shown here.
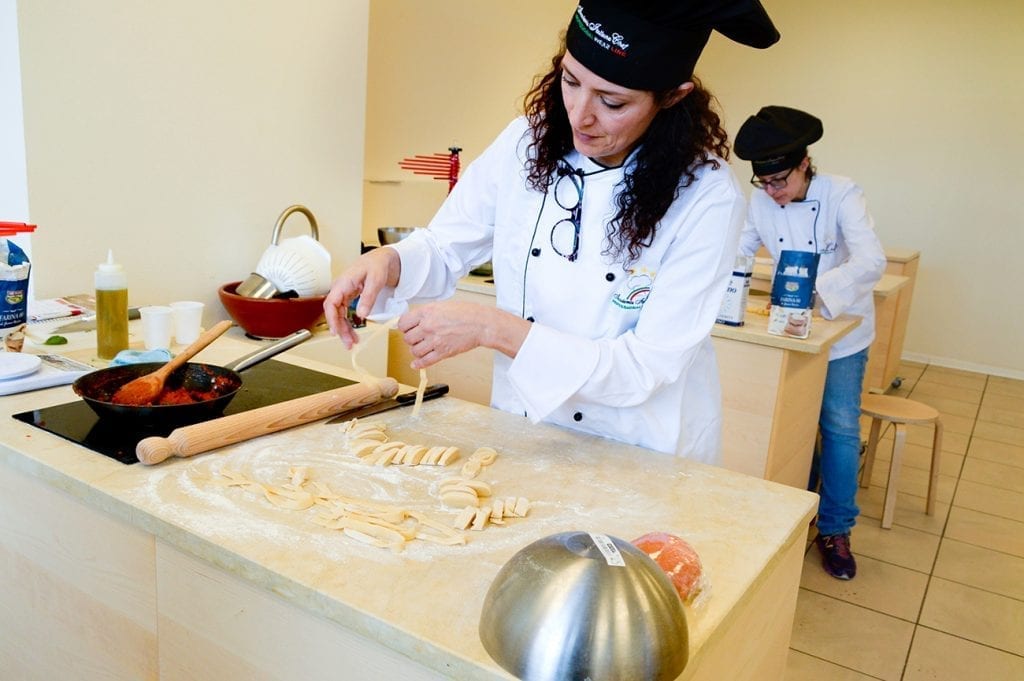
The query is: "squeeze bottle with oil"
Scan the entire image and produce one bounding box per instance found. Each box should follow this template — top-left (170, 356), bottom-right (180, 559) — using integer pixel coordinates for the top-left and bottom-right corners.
top-left (95, 249), bottom-right (128, 359)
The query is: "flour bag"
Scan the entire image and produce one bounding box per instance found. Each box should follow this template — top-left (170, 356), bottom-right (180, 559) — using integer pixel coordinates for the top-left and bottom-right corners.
top-left (0, 240), bottom-right (31, 351)
top-left (767, 250), bottom-right (819, 339)
top-left (716, 254), bottom-right (754, 326)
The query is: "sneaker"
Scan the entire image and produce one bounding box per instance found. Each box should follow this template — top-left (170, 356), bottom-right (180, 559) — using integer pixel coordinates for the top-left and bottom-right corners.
top-left (816, 533), bottom-right (857, 580)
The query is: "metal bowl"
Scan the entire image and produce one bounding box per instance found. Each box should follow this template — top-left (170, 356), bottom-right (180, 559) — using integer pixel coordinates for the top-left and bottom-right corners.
top-left (377, 226), bottom-right (420, 245)
top-left (479, 531), bottom-right (688, 681)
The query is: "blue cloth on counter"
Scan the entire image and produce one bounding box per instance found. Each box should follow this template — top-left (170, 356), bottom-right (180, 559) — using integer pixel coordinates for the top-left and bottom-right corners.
top-left (110, 349), bottom-right (173, 366)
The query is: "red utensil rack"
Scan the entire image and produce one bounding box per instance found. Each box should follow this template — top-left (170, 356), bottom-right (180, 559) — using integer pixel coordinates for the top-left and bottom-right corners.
top-left (399, 146), bottom-right (462, 193)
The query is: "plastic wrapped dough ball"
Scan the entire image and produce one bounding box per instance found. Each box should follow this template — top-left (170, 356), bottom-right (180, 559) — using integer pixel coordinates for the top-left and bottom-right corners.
top-left (632, 531), bottom-right (705, 603)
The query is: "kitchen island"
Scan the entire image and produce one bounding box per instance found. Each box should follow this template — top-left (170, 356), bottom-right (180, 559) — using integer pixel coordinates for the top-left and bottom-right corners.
top-left (0, 335), bottom-right (817, 680)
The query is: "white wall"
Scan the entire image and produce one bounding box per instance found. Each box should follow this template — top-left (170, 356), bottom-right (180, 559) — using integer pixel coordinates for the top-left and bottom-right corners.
top-left (16, 0), bottom-right (370, 319)
top-left (363, 0), bottom-right (1023, 378)
top-left (361, 0), bottom-right (575, 244)
top-left (0, 0), bottom-right (29, 221)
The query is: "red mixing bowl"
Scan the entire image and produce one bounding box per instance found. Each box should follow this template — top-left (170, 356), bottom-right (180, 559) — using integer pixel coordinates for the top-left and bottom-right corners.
top-left (218, 281), bottom-right (325, 339)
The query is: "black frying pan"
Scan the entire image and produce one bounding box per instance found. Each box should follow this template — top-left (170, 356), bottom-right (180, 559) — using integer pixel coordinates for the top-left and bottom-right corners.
top-left (72, 329), bottom-right (312, 428)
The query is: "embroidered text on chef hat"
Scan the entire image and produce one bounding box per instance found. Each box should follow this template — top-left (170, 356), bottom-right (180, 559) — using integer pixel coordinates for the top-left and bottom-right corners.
top-left (564, 0), bottom-right (780, 91)
top-left (734, 106), bottom-right (825, 176)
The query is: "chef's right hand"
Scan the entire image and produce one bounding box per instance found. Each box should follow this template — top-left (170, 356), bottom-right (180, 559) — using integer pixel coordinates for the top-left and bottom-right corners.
top-left (323, 247), bottom-right (401, 348)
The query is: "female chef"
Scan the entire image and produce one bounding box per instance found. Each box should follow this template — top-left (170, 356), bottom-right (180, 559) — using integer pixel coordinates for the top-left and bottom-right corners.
top-left (734, 106), bottom-right (887, 579)
top-left (324, 0), bottom-right (780, 464)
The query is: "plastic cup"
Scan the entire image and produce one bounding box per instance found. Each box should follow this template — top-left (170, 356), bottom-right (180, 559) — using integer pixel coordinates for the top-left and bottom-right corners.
top-left (139, 305), bottom-right (173, 350)
top-left (170, 301), bottom-right (204, 345)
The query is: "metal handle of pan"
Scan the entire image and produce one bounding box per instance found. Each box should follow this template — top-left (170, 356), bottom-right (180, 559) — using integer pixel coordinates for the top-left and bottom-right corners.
top-left (223, 328), bottom-right (312, 372)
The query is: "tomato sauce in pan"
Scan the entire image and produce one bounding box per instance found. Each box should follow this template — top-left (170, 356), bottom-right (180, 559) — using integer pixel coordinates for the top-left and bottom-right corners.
top-left (153, 374), bottom-right (237, 405)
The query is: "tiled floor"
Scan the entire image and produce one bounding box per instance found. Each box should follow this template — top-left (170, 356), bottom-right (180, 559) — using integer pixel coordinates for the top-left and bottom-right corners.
top-left (785, 363), bottom-right (1024, 681)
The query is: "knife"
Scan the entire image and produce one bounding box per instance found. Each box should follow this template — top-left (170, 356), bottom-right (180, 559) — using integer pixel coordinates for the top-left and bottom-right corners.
top-left (325, 383), bottom-right (449, 424)
top-left (51, 307), bottom-right (141, 333)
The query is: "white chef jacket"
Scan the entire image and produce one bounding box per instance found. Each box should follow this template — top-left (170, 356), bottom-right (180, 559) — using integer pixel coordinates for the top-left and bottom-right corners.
top-left (738, 173), bottom-right (886, 360)
top-left (375, 117), bottom-right (745, 464)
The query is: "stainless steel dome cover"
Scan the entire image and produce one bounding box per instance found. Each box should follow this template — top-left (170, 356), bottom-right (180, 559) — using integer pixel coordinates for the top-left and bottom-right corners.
top-left (479, 531), bottom-right (688, 681)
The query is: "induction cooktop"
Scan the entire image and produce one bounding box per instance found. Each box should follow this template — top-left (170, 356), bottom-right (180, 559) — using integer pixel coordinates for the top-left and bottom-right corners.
top-left (12, 360), bottom-right (354, 465)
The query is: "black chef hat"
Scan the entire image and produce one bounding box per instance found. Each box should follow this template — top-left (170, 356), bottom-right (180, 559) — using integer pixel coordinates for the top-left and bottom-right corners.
top-left (565, 0), bottom-right (780, 91)
top-left (734, 106), bottom-right (824, 176)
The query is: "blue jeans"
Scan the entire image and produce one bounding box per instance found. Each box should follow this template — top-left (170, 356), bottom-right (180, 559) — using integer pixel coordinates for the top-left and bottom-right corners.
top-left (809, 348), bottom-right (869, 536)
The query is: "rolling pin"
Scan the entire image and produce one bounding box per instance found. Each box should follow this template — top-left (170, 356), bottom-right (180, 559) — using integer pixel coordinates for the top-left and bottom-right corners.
top-left (136, 377), bottom-right (399, 465)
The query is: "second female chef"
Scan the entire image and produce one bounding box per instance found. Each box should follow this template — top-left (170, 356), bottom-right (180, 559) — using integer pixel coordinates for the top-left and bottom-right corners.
top-left (734, 105), bottom-right (886, 579)
top-left (325, 0), bottom-right (780, 464)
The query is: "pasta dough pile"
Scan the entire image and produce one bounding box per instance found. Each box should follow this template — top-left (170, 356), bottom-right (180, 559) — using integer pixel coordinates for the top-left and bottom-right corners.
top-left (207, 424), bottom-right (535, 551)
top-left (214, 466), bottom-right (464, 551)
top-left (342, 423), bottom-right (533, 534)
top-left (440, 446), bottom-right (531, 532)
top-left (343, 419), bottom-right (461, 467)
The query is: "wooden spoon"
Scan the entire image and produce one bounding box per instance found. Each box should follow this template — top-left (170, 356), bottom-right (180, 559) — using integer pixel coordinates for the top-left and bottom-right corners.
top-left (110, 320), bottom-right (234, 405)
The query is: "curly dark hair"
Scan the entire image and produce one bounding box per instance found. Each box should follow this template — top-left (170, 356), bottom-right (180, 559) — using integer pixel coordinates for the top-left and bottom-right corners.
top-left (523, 49), bottom-right (730, 264)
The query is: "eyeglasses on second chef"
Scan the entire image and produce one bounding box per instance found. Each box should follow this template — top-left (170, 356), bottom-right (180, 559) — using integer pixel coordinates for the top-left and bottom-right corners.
top-left (551, 165), bottom-right (584, 261)
top-left (750, 166), bottom-right (795, 190)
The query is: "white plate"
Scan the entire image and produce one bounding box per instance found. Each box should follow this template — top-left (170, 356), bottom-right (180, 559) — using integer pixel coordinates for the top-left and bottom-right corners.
top-left (0, 353), bottom-right (42, 380)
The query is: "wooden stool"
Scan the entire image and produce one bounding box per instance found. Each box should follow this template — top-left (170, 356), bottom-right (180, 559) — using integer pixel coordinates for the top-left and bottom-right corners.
top-left (859, 394), bottom-right (943, 529)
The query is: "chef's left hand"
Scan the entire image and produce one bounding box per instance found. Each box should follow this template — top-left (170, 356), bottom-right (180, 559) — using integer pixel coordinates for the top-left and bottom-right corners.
top-left (398, 301), bottom-right (532, 370)
top-left (398, 301), bottom-right (487, 369)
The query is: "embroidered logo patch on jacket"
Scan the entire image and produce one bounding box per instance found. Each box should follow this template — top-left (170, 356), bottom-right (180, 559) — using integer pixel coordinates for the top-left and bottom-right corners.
top-left (611, 268), bottom-right (653, 310)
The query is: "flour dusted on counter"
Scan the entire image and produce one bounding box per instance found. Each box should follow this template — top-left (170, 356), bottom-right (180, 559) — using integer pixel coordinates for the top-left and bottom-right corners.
top-left (0, 239), bottom-right (31, 351)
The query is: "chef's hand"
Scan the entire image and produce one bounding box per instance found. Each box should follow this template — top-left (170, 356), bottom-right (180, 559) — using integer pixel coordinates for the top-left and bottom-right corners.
top-left (398, 301), bottom-right (532, 369)
top-left (323, 247), bottom-right (401, 348)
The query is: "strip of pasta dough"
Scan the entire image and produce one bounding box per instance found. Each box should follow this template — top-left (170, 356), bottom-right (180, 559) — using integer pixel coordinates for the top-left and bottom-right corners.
top-left (351, 315), bottom-right (429, 418)
top-left (410, 368), bottom-right (428, 417)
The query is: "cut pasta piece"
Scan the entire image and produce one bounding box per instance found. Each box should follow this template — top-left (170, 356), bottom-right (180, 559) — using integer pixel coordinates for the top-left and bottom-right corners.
top-left (416, 532), bottom-right (467, 546)
top-left (471, 506), bottom-right (492, 531)
top-left (345, 420), bottom-right (389, 440)
top-left (452, 505), bottom-right (477, 531)
top-left (438, 446), bottom-right (461, 466)
top-left (441, 489), bottom-right (479, 508)
top-left (402, 445), bottom-right (428, 465)
top-left (349, 439), bottom-right (382, 458)
top-left (460, 459), bottom-right (482, 479)
top-left (439, 478), bottom-right (492, 497)
top-left (264, 486), bottom-right (315, 510)
top-left (372, 448), bottom-right (401, 466)
top-left (343, 528), bottom-right (393, 549)
top-left (423, 446), bottom-right (447, 465)
top-left (469, 447), bottom-right (498, 466)
top-left (489, 499), bottom-right (506, 525)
